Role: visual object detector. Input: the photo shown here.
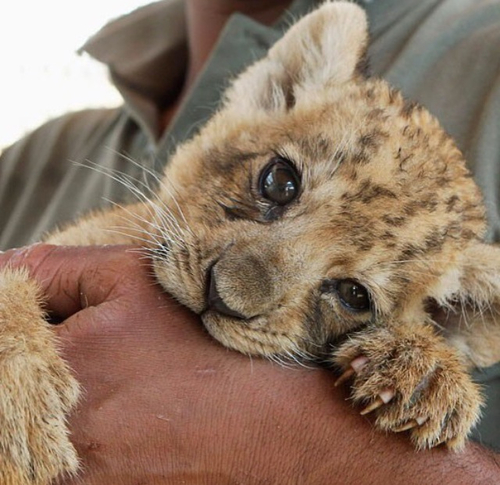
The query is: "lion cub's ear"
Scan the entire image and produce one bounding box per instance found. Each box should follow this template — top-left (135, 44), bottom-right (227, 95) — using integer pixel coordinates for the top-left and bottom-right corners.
top-left (430, 243), bottom-right (500, 369)
top-left (223, 1), bottom-right (369, 113)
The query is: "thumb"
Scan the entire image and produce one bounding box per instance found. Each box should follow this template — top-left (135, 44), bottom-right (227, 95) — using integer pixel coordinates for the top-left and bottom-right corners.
top-left (0, 244), bottom-right (150, 320)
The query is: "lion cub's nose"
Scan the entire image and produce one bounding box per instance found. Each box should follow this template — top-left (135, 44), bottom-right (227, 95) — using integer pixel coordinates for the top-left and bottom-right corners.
top-left (207, 265), bottom-right (247, 319)
top-left (206, 247), bottom-right (277, 320)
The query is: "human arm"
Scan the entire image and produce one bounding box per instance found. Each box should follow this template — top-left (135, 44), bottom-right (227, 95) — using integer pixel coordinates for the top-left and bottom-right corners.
top-left (1, 244), bottom-right (499, 485)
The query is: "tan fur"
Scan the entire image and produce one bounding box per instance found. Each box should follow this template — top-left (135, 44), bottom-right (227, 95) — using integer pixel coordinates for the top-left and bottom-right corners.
top-left (0, 269), bottom-right (79, 484)
top-left (1, 1), bottom-right (499, 481)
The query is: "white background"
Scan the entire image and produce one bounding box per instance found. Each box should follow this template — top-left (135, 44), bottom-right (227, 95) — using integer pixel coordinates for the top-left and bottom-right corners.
top-left (0, 1), bottom-right (153, 150)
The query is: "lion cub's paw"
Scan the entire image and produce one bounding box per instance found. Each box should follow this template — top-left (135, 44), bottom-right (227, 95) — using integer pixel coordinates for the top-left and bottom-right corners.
top-left (333, 325), bottom-right (482, 450)
top-left (0, 356), bottom-right (81, 485)
top-left (0, 268), bottom-right (80, 484)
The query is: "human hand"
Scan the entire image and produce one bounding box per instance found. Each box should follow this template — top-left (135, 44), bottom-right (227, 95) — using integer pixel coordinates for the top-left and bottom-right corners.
top-left (0, 244), bottom-right (497, 485)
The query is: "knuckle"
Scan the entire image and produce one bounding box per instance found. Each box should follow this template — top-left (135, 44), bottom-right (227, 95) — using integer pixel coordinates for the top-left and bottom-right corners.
top-left (0, 243), bottom-right (59, 272)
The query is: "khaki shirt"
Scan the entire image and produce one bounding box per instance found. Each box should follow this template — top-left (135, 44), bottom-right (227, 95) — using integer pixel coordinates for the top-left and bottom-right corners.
top-left (1, 0), bottom-right (500, 449)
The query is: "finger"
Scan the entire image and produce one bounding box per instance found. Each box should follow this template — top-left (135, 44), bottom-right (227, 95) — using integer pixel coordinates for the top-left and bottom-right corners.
top-left (0, 244), bottom-right (148, 319)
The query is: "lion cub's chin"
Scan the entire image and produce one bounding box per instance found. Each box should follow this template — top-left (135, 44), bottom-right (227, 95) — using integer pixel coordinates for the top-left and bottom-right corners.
top-left (201, 311), bottom-right (303, 358)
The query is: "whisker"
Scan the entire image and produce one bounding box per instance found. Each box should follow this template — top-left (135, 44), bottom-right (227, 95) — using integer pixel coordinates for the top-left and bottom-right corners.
top-left (107, 149), bottom-right (195, 238)
top-left (73, 158), bottom-right (193, 249)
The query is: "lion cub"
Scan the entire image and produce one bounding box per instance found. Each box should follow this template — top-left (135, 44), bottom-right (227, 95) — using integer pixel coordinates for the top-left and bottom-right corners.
top-left (1, 1), bottom-right (499, 483)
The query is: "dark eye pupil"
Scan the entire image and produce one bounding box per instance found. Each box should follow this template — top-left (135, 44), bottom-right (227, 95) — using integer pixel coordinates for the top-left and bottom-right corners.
top-left (260, 158), bottom-right (299, 205)
top-left (337, 279), bottom-right (370, 311)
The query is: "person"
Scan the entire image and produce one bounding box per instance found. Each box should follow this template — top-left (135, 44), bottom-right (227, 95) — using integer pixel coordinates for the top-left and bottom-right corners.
top-left (1, 243), bottom-right (500, 484)
top-left (1, 0), bottom-right (500, 481)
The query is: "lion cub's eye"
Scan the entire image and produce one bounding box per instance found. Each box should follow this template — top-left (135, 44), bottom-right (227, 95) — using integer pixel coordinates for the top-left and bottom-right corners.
top-left (321, 279), bottom-right (371, 312)
top-left (336, 279), bottom-right (371, 311)
top-left (259, 157), bottom-right (300, 205)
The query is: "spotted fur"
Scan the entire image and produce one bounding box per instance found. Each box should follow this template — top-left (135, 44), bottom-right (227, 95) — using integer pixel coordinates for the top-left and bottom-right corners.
top-left (1, 1), bottom-right (499, 482)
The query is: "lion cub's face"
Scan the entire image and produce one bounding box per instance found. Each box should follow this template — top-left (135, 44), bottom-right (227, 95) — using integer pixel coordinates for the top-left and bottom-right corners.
top-left (152, 3), bottom-right (489, 361)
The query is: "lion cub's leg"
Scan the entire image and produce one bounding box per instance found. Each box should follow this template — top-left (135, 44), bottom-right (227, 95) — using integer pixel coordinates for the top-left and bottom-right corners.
top-left (0, 268), bottom-right (79, 485)
top-left (333, 322), bottom-right (482, 450)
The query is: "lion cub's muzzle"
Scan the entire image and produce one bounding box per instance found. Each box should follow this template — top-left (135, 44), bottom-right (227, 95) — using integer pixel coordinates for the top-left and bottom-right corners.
top-left (204, 243), bottom-right (280, 321)
top-left (207, 264), bottom-right (247, 319)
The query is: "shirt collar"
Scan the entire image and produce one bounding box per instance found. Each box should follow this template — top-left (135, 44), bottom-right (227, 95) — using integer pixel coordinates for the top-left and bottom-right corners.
top-left (80, 0), bottom-right (320, 144)
top-left (81, 0), bottom-right (187, 108)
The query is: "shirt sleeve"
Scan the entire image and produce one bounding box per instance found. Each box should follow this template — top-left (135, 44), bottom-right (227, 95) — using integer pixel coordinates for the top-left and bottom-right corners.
top-left (0, 108), bottom-right (123, 249)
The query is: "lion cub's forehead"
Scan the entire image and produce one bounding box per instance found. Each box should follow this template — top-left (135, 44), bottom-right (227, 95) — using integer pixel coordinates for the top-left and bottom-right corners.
top-left (280, 82), bottom-right (483, 292)
top-left (285, 81), bottom-right (459, 178)
top-left (190, 79), bottom-right (484, 278)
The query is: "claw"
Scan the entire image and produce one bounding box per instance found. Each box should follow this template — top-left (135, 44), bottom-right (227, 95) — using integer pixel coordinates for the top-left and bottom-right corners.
top-left (334, 367), bottom-right (355, 387)
top-left (435, 438), bottom-right (448, 447)
top-left (360, 388), bottom-right (394, 415)
top-left (379, 388), bottom-right (395, 404)
top-left (394, 420), bottom-right (419, 432)
top-left (351, 355), bottom-right (369, 372)
top-left (360, 396), bottom-right (385, 415)
top-left (416, 416), bottom-right (428, 426)
top-left (334, 355), bottom-right (369, 387)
